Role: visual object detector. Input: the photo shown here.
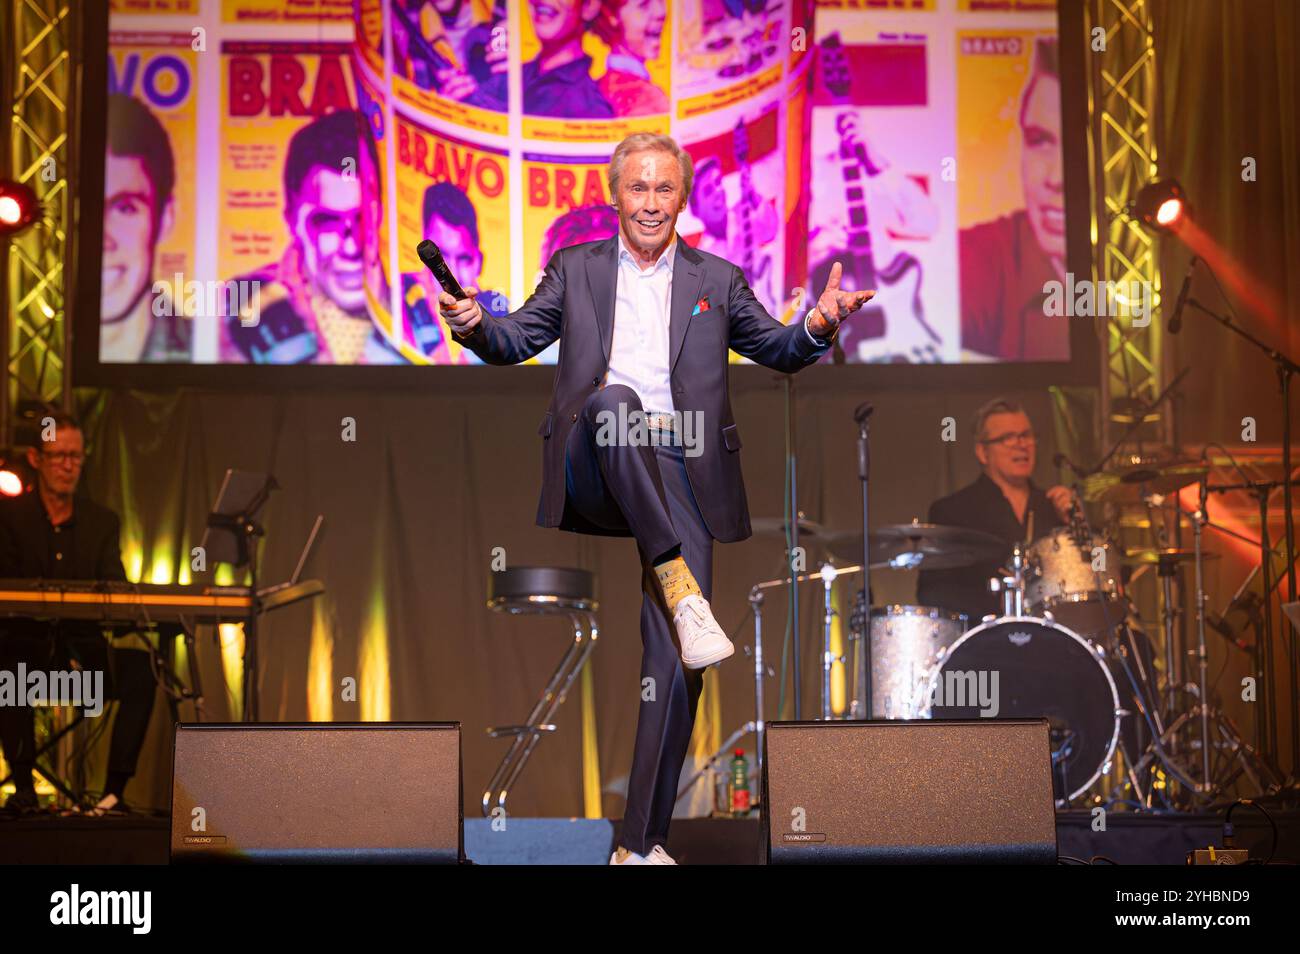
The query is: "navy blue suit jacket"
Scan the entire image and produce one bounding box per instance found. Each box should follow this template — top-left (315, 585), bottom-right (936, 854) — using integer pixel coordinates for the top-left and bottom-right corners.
top-left (457, 235), bottom-right (830, 543)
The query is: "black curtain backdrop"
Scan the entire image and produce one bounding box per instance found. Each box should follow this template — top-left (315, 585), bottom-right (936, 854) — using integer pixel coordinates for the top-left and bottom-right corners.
top-left (1154, 0), bottom-right (1300, 440)
top-left (77, 380), bottom-right (1070, 815)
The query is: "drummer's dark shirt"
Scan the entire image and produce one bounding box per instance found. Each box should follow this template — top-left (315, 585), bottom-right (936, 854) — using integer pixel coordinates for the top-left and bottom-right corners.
top-left (915, 472), bottom-right (1064, 621)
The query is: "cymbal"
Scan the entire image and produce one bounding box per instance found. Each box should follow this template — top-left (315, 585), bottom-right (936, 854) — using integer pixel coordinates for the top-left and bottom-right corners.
top-left (827, 522), bottom-right (1007, 570)
top-left (1082, 458), bottom-right (1209, 504)
top-left (1122, 547), bottom-right (1220, 566)
top-left (749, 516), bottom-right (829, 540)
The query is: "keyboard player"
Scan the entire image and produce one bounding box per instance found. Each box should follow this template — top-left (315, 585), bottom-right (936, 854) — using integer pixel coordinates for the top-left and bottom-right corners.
top-left (0, 411), bottom-right (156, 815)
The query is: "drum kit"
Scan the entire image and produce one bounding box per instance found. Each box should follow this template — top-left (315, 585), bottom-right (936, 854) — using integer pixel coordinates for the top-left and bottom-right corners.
top-left (740, 455), bottom-right (1282, 809)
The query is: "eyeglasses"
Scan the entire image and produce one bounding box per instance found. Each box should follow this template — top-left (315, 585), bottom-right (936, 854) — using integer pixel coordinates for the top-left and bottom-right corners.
top-left (980, 429), bottom-right (1036, 448)
top-left (40, 451), bottom-right (85, 465)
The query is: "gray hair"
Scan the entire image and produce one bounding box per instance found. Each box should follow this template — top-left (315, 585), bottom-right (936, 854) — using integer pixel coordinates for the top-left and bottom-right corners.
top-left (972, 397), bottom-right (1027, 441)
top-left (607, 133), bottom-right (694, 203)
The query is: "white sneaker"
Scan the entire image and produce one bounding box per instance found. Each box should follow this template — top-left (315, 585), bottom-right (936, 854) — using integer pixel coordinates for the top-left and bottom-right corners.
top-left (645, 845), bottom-right (677, 865)
top-left (610, 847), bottom-right (650, 865)
top-left (673, 594), bottom-right (735, 669)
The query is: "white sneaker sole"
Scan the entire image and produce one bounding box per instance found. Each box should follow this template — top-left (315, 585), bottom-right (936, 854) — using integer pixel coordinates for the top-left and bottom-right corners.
top-left (682, 639), bottom-right (735, 670)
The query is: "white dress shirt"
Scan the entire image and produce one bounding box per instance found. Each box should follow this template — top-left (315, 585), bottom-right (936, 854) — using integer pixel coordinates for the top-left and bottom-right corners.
top-left (605, 232), bottom-right (678, 413)
top-left (603, 232), bottom-right (832, 410)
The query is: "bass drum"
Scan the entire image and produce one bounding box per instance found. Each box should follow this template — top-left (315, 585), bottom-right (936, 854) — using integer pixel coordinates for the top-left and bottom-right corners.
top-left (923, 616), bottom-right (1122, 804)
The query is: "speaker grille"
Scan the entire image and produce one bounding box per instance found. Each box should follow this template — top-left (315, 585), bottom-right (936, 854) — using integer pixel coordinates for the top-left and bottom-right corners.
top-left (763, 720), bottom-right (1056, 864)
top-left (171, 723), bottom-right (462, 864)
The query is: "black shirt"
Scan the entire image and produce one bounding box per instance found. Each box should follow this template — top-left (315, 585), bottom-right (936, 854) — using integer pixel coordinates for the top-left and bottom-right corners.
top-left (0, 489), bottom-right (126, 581)
top-left (915, 473), bottom-right (1064, 622)
top-left (0, 490), bottom-right (127, 644)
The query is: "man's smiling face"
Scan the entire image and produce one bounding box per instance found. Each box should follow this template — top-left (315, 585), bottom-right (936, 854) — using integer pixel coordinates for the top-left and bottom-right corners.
top-left (613, 148), bottom-right (687, 257)
top-left (102, 152), bottom-right (170, 322)
top-left (621, 0), bottom-right (666, 60)
top-left (1020, 74), bottom-right (1064, 262)
top-left (530, 0), bottom-right (594, 44)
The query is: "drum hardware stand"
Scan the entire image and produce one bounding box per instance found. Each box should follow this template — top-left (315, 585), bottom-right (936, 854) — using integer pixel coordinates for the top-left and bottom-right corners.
top-left (817, 563), bottom-right (848, 720)
top-left (1050, 727), bottom-right (1079, 803)
top-left (990, 544), bottom-right (1028, 617)
top-left (748, 565), bottom-right (866, 732)
top-left (1203, 476), bottom-right (1300, 780)
top-left (1064, 476), bottom-right (1219, 804)
top-left (1101, 608), bottom-right (1166, 806)
top-left (1183, 292), bottom-right (1300, 779)
top-left (1114, 483), bottom-right (1285, 805)
top-left (1155, 552), bottom-right (1183, 725)
top-left (1094, 499), bottom-right (1208, 804)
top-left (1178, 490), bottom-right (1280, 769)
top-left (1192, 474), bottom-right (1214, 788)
top-left (1064, 487), bottom-right (1166, 806)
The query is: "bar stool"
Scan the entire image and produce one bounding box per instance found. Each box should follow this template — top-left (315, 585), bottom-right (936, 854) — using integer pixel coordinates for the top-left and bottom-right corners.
top-left (482, 566), bottom-right (598, 817)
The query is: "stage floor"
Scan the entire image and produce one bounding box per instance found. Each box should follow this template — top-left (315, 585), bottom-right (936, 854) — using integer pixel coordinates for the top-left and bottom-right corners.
top-left (2, 809), bottom-right (1296, 865)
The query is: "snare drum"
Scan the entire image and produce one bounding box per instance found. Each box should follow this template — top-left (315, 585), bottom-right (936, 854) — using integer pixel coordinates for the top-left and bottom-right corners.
top-left (868, 605), bottom-right (967, 720)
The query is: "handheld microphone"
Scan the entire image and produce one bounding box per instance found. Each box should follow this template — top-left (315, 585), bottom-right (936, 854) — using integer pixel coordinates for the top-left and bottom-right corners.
top-left (1167, 256), bottom-right (1197, 334)
top-left (416, 240), bottom-right (468, 300)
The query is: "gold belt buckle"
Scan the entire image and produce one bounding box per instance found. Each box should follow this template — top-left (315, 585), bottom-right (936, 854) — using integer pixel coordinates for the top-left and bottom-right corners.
top-left (645, 411), bottom-right (676, 433)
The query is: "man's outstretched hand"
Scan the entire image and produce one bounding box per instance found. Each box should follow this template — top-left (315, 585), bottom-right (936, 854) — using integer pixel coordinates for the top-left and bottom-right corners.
top-left (808, 262), bottom-right (874, 339)
top-left (439, 286), bottom-right (482, 338)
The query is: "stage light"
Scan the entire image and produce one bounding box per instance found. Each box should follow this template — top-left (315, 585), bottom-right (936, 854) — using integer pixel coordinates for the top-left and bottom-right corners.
top-left (0, 179), bottom-right (40, 237)
top-left (1133, 179), bottom-right (1188, 232)
top-left (0, 451), bottom-right (32, 496)
top-left (0, 469), bottom-right (22, 497)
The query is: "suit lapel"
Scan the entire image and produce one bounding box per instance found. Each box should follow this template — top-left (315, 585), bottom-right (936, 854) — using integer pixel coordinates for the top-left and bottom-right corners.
top-left (669, 239), bottom-right (704, 373)
top-left (586, 239), bottom-right (617, 361)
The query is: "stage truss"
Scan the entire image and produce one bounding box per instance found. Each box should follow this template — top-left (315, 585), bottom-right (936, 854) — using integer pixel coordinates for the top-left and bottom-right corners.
top-left (1085, 0), bottom-right (1163, 443)
top-left (0, 0), bottom-right (78, 446)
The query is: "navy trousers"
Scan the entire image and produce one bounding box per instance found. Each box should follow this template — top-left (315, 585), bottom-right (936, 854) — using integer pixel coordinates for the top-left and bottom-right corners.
top-left (565, 384), bottom-right (711, 854)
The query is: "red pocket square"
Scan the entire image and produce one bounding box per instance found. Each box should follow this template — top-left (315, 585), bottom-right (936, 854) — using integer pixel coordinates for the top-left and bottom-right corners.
top-left (692, 297), bottom-right (710, 315)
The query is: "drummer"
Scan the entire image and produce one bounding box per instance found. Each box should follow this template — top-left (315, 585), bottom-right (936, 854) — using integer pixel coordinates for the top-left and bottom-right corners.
top-left (916, 397), bottom-right (1075, 621)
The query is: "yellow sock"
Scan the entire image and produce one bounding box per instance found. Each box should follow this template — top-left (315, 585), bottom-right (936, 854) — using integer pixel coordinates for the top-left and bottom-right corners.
top-left (654, 555), bottom-right (701, 614)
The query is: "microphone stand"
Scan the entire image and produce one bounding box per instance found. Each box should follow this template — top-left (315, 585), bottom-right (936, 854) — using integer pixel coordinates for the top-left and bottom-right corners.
top-left (855, 402), bottom-right (874, 720)
top-left (1185, 296), bottom-right (1300, 775)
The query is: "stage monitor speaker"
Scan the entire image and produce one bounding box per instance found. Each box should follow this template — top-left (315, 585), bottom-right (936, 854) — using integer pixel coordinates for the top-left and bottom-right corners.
top-left (762, 720), bottom-right (1057, 864)
top-left (170, 722), bottom-right (462, 864)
